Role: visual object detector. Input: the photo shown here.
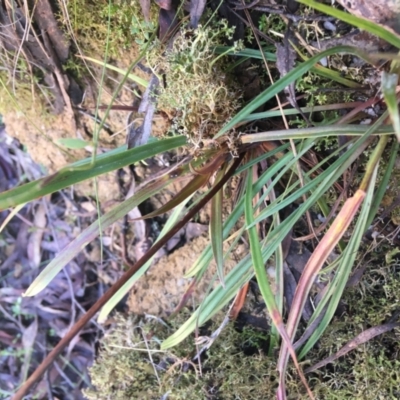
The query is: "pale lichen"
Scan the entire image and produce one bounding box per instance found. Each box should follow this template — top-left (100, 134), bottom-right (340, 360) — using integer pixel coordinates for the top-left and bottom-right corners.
top-left (154, 21), bottom-right (243, 147)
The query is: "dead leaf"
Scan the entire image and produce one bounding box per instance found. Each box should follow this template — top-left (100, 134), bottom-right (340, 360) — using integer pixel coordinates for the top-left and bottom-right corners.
top-left (127, 74), bottom-right (159, 148)
top-left (155, 0), bottom-right (173, 10)
top-left (190, 0), bottom-right (207, 28)
top-left (336, 0), bottom-right (400, 33)
top-left (20, 318), bottom-right (38, 381)
top-left (27, 202), bottom-right (47, 268)
top-left (139, 0), bottom-right (151, 21)
top-left (276, 38), bottom-right (296, 80)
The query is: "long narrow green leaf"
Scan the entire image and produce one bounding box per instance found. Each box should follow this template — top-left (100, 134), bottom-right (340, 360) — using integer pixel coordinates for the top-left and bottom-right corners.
top-left (215, 46), bottom-right (276, 62)
top-left (254, 140), bottom-right (315, 211)
top-left (216, 45), bottom-right (374, 137)
top-left (367, 140), bottom-right (399, 227)
top-left (269, 190), bottom-right (284, 354)
top-left (244, 166), bottom-right (288, 356)
top-left (243, 103), bottom-right (363, 122)
top-left (299, 0), bottom-right (400, 49)
top-left (218, 47), bottom-right (361, 88)
top-left (381, 71), bottom-right (400, 141)
top-left (185, 197), bottom-right (244, 278)
top-left (245, 167), bottom-right (279, 315)
top-left (210, 168), bottom-right (226, 286)
top-left (240, 125), bottom-right (393, 143)
top-left (310, 63), bottom-right (362, 88)
top-left (78, 55), bottom-right (149, 87)
top-left (249, 118), bottom-right (384, 229)
top-left (23, 174), bottom-right (175, 297)
top-left (0, 136), bottom-right (186, 210)
top-left (234, 142), bottom-right (290, 174)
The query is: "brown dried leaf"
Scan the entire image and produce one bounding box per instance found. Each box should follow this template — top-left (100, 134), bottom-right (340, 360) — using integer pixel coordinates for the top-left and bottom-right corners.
top-left (276, 40), bottom-right (296, 79)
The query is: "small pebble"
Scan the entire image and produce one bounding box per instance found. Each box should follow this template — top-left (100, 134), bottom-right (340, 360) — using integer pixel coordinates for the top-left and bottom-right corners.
top-left (319, 57), bottom-right (328, 67)
top-left (360, 118), bottom-right (372, 125)
top-left (323, 21), bottom-right (336, 32)
top-left (365, 108), bottom-right (377, 117)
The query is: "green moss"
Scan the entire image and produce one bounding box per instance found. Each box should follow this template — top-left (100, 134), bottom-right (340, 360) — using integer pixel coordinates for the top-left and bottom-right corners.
top-left (88, 261), bottom-right (400, 399)
top-left (0, 0), bottom-right (156, 115)
top-left (304, 262), bottom-right (400, 399)
top-left (65, 0), bottom-right (158, 58)
top-left (85, 312), bottom-right (279, 399)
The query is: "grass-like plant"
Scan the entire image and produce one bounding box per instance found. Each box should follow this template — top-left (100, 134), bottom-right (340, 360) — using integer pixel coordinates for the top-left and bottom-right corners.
top-left (3, 0), bottom-right (400, 398)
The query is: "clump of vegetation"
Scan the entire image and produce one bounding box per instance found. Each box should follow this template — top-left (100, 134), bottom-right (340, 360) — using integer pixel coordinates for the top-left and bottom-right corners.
top-left (4, 0), bottom-right (400, 399)
top-left (85, 312), bottom-right (280, 399)
top-left (86, 259), bottom-right (400, 399)
top-left (154, 21), bottom-right (243, 146)
top-left (305, 260), bottom-right (400, 399)
top-left (64, 0), bottom-right (158, 58)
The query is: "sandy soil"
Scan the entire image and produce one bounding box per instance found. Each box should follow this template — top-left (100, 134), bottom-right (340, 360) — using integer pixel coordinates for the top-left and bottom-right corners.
top-left (128, 235), bottom-right (248, 316)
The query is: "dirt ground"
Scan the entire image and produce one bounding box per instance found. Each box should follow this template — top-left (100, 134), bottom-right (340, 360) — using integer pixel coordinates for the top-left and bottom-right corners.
top-left (127, 235), bottom-right (248, 316)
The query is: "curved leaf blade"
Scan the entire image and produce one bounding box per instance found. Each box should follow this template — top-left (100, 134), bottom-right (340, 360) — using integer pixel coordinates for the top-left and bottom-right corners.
top-left (23, 174), bottom-right (175, 297)
top-left (216, 45), bottom-right (373, 137)
top-left (97, 194), bottom-right (194, 322)
top-left (299, 0), bottom-right (400, 49)
top-left (381, 71), bottom-right (400, 141)
top-left (135, 172), bottom-right (210, 220)
top-left (0, 136), bottom-right (186, 210)
top-left (210, 168), bottom-right (226, 286)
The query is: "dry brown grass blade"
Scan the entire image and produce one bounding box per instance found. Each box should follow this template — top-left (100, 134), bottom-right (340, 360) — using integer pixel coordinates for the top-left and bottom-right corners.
top-left (229, 282), bottom-right (249, 319)
top-left (129, 173), bottom-right (210, 221)
top-left (305, 321), bottom-right (400, 373)
top-left (277, 189), bottom-right (366, 398)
